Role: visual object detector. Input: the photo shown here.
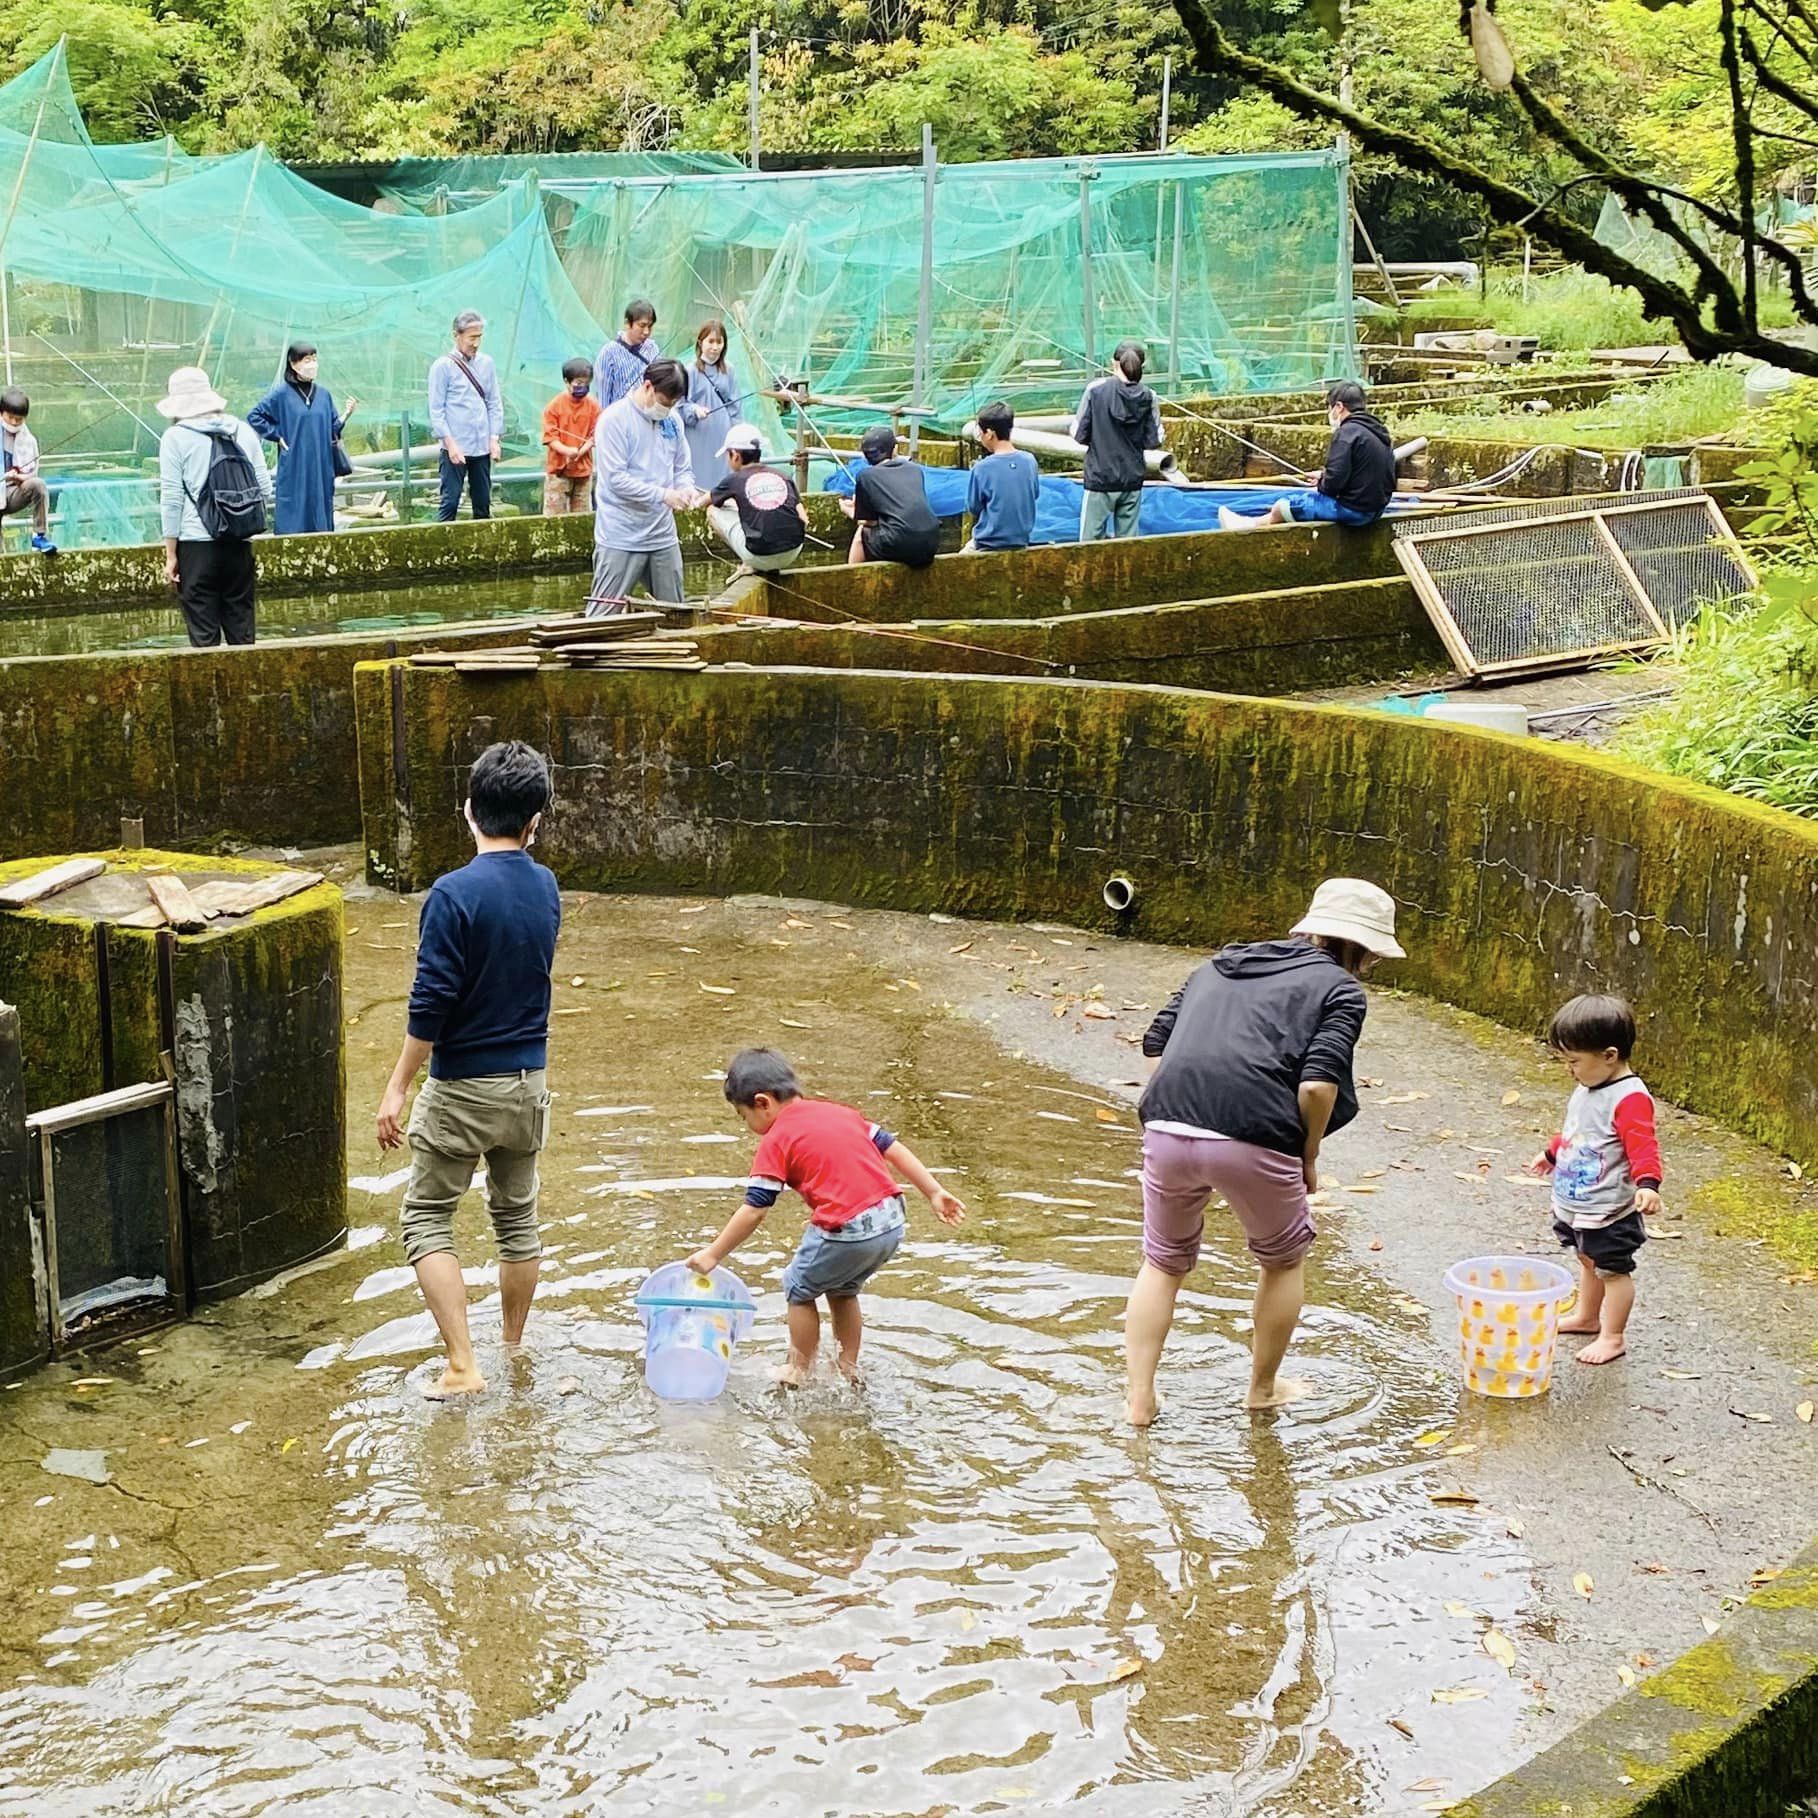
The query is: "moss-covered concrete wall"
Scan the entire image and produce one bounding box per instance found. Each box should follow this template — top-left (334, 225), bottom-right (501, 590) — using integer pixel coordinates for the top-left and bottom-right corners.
top-left (0, 849), bottom-right (347, 1300)
top-left (0, 1001), bottom-right (47, 1376)
top-left (749, 522), bottom-right (1401, 623)
top-left (697, 577), bottom-right (1442, 693)
top-left (1453, 1539), bottom-right (1818, 1817)
top-left (361, 663), bottom-right (1818, 1180)
top-left (0, 494), bottom-right (861, 615)
top-left (0, 618), bottom-right (524, 862)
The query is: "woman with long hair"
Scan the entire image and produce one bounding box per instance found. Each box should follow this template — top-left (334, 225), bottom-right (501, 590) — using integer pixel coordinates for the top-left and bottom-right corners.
top-left (683, 319), bottom-right (739, 491)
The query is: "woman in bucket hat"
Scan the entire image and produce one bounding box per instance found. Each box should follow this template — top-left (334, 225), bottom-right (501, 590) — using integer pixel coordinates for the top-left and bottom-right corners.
top-left (1124, 879), bottom-right (1404, 1426)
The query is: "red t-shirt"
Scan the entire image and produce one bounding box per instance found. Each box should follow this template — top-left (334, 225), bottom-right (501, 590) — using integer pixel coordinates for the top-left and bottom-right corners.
top-left (748, 1097), bottom-right (899, 1230)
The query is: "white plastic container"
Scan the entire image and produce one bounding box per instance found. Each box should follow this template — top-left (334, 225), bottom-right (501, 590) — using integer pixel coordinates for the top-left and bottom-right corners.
top-left (1423, 702), bottom-right (1531, 738)
top-left (1442, 1255), bottom-right (1577, 1398)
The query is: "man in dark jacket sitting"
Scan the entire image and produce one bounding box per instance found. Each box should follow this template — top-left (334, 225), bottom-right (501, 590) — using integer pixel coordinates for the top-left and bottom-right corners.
top-left (1219, 380), bottom-right (1397, 531)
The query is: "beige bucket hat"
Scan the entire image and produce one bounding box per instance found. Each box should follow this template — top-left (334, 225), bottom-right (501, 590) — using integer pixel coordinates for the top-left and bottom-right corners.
top-left (1292, 878), bottom-right (1406, 960)
top-left (157, 366), bottom-right (227, 419)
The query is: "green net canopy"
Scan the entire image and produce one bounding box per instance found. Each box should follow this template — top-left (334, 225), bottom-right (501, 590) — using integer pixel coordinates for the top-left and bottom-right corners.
top-left (556, 147), bottom-right (1356, 432)
top-left (377, 149), bottom-right (742, 214)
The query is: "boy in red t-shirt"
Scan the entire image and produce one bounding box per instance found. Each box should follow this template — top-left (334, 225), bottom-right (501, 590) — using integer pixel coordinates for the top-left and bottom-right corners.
top-left (686, 1048), bottom-right (965, 1384)
top-left (541, 357), bottom-right (600, 515)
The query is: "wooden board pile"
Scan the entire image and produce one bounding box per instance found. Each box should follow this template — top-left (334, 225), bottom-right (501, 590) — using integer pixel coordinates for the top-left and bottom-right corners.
top-left (0, 858), bottom-right (322, 930)
top-left (409, 611), bottom-right (705, 675)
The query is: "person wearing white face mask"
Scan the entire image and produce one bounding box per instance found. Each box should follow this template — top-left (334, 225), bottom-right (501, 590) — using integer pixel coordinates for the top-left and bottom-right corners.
top-left (588, 358), bottom-right (707, 614)
top-left (247, 340), bottom-right (357, 535)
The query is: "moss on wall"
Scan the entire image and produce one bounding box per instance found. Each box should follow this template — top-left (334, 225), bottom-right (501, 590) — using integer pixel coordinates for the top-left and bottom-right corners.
top-left (367, 664), bottom-right (1818, 1183)
top-left (0, 848), bottom-right (346, 1302)
top-left (751, 523), bottom-right (1402, 624)
top-left (698, 577), bottom-right (1442, 693)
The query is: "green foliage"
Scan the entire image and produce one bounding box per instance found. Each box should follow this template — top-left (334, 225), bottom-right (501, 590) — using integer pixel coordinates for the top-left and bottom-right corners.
top-left (1735, 381), bottom-right (1818, 567)
top-left (1617, 596), bottom-right (1818, 820)
top-left (0, 1), bottom-right (206, 141)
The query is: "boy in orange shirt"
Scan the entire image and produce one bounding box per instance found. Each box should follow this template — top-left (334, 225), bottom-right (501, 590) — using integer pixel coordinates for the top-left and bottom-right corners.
top-left (541, 357), bottom-right (600, 515)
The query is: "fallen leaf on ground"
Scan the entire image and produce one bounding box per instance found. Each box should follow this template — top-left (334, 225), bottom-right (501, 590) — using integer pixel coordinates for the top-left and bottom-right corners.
top-left (1431, 1489), bottom-right (1480, 1508)
top-left (1387, 1717), bottom-right (1415, 1740)
top-left (1506, 1517), bottom-right (1524, 1539)
top-left (1405, 1779), bottom-right (1447, 1795)
top-left (699, 983), bottom-right (736, 996)
top-left (1445, 1443), bottom-right (1477, 1456)
top-left (1382, 1092), bottom-right (1431, 1105)
top-left (1342, 1182), bottom-right (1380, 1194)
top-left (569, 975), bottom-right (585, 987)
top-left (1482, 1627), bottom-right (1516, 1671)
top-left (1730, 1407), bottom-right (1773, 1423)
top-left (1431, 1686), bottom-right (1488, 1704)
top-left (948, 942), bottom-right (974, 954)
top-left (1702, 1615), bottom-right (1721, 1635)
top-left (1503, 1175), bottom-right (1549, 1189)
top-left (1413, 1430), bottom-right (1452, 1448)
top-left (1634, 1652), bottom-right (1656, 1668)
top-left (1082, 1003), bottom-right (1117, 1021)
top-left (281, 1438), bottom-right (299, 1454)
top-left (1573, 1573), bottom-right (1595, 1599)
top-left (1661, 1369), bottom-right (1701, 1381)
top-left (1093, 1107), bottom-right (1123, 1123)
top-left (1369, 1238), bottom-right (1384, 1251)
top-left (1616, 1664), bottom-right (1637, 1689)
top-left (1751, 1567), bottom-right (1783, 1587)
top-left (72, 1378), bottom-right (115, 1389)
top-left (1500, 1090), bottom-right (1522, 1106)
top-left (1798, 1401), bottom-right (1814, 1423)
top-left (778, 1018), bottom-right (808, 1029)
top-left (1444, 1601), bottom-right (1475, 1618)
top-left (1105, 1658), bottom-right (1145, 1682)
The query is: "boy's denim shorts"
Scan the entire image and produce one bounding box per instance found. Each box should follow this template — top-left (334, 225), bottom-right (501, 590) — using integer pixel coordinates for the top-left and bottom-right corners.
top-left (782, 1197), bottom-right (906, 1304)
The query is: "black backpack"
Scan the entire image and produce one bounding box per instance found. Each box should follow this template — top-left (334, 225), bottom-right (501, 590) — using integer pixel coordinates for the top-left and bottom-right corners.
top-left (181, 424), bottom-right (267, 540)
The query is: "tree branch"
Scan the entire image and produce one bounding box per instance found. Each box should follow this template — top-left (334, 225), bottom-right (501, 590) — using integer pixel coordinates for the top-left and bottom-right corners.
top-left (1166, 0), bottom-right (1818, 375)
top-left (1721, 0), bottom-right (1760, 328)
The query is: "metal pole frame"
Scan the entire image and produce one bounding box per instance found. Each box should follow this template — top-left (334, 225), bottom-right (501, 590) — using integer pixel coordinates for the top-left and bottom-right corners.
top-left (1168, 180), bottom-right (1185, 393)
top-left (748, 29), bottom-right (761, 172)
top-left (911, 123), bottom-right (935, 458)
top-left (1079, 165), bottom-right (1098, 374)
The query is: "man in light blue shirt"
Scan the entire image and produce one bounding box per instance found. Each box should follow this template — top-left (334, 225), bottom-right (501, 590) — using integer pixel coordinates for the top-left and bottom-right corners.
top-left (964, 400), bottom-right (1041, 552)
top-left (428, 309), bottom-right (504, 522)
top-left (589, 358), bottom-right (706, 614)
top-left (594, 298), bottom-right (662, 409)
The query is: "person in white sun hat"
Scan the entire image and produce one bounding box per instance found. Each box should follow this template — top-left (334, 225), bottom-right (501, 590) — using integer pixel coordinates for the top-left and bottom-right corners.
top-left (1123, 878), bottom-right (1404, 1427)
top-left (156, 364), bottom-right (273, 647)
top-left (705, 424), bottom-right (808, 577)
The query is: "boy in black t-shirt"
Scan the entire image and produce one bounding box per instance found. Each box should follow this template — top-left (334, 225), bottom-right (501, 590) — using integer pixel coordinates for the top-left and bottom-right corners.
top-left (842, 424), bottom-right (939, 568)
top-left (706, 425), bottom-right (808, 575)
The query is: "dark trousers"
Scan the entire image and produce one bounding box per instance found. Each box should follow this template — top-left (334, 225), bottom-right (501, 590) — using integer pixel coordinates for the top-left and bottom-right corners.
top-left (175, 539), bottom-right (256, 647)
top-left (438, 451), bottom-right (492, 521)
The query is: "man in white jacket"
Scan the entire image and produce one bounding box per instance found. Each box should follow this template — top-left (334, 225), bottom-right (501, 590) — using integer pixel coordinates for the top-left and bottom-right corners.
top-left (0, 387), bottom-right (53, 553)
top-left (588, 358), bottom-right (706, 615)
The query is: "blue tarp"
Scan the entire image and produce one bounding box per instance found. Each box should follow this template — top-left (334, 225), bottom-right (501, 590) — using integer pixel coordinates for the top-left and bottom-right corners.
top-left (822, 460), bottom-right (1410, 541)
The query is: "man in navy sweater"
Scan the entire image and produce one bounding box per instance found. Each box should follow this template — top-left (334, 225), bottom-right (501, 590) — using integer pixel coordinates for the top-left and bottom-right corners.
top-left (377, 741), bottom-right (562, 1397)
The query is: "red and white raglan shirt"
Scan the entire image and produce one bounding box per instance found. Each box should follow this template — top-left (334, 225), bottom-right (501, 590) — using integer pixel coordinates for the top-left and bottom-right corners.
top-left (745, 1098), bottom-right (902, 1230)
top-left (1547, 1075), bottom-right (1663, 1228)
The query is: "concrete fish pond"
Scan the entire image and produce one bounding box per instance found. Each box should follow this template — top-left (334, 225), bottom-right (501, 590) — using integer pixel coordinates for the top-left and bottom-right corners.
top-left (1, 890), bottom-right (1816, 1814)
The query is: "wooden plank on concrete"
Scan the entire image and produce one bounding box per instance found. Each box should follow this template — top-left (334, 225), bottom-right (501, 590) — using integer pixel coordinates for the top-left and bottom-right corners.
top-left (529, 612), bottom-right (663, 646)
top-left (189, 870), bottom-right (324, 918)
top-left (144, 874), bottom-right (210, 931)
top-left (0, 858), bottom-right (105, 910)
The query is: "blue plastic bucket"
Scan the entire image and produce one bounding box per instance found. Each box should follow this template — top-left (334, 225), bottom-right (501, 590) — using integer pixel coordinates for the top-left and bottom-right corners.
top-left (635, 1262), bottom-right (757, 1401)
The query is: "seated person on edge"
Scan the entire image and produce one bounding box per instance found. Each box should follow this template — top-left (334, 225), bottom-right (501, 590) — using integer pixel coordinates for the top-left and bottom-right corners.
top-left (685, 1047), bottom-right (966, 1385)
top-left (707, 425), bottom-right (808, 575)
top-left (1219, 380), bottom-right (1396, 532)
top-left (963, 400), bottom-right (1041, 553)
top-left (0, 388), bottom-right (54, 553)
top-left (841, 424), bottom-right (939, 568)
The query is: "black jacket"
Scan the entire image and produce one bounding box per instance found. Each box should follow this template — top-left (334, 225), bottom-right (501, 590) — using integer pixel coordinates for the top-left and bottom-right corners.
top-left (1318, 409), bottom-right (1396, 519)
top-left (1138, 941), bottom-right (1367, 1155)
top-left (1072, 377), bottom-right (1162, 493)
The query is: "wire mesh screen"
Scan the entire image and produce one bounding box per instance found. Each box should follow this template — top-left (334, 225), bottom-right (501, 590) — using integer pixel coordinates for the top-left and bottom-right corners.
top-left (1604, 501), bottom-right (1753, 629)
top-left (1407, 516), bottom-right (1663, 674)
top-left (1390, 486), bottom-right (1708, 540)
top-left (44, 1104), bottom-right (174, 1329)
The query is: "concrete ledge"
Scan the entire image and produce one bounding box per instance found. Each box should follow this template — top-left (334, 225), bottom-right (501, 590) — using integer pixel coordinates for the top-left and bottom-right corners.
top-left (356, 663), bottom-right (1818, 1177)
top-left (699, 576), bottom-right (1442, 693)
top-left (1454, 1542), bottom-right (1818, 1817)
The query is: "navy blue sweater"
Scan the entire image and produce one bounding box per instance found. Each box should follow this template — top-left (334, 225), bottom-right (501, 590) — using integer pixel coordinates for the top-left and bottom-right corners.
top-left (406, 850), bottom-right (561, 1079)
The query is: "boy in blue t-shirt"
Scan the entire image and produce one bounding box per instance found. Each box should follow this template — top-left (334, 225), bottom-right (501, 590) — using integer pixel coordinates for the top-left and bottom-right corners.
top-left (964, 400), bottom-right (1041, 552)
top-left (377, 740), bottom-right (562, 1397)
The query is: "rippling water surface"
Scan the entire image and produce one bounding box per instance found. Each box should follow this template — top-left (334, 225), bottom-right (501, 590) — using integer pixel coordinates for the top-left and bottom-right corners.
top-left (0, 895), bottom-right (1533, 1815)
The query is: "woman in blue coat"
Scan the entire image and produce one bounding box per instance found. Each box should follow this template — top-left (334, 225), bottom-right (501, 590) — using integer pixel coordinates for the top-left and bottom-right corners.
top-left (247, 341), bottom-right (357, 535)
top-left (682, 319), bottom-right (739, 491)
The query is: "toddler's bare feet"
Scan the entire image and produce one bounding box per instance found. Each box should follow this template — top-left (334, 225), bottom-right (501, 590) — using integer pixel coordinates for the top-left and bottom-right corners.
top-left (1557, 1320), bottom-right (1602, 1335)
top-left (426, 1362), bottom-right (487, 1398)
top-left (1246, 1377), bottom-right (1311, 1411)
top-left (1125, 1389), bottom-right (1161, 1428)
top-left (1574, 1335), bottom-right (1627, 1365)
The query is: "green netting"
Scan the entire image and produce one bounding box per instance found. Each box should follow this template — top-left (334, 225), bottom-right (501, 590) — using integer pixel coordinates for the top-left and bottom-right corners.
top-left (555, 148), bottom-right (1356, 439)
top-left (1594, 188), bottom-right (1815, 281)
top-left (376, 149), bottom-right (742, 214)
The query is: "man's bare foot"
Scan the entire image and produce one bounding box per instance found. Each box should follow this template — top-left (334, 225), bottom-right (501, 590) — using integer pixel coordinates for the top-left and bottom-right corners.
top-left (1246, 1377), bottom-right (1311, 1410)
top-left (1574, 1335), bottom-right (1627, 1365)
top-left (1125, 1389), bottom-right (1161, 1428)
top-left (1557, 1320), bottom-right (1603, 1335)
top-left (426, 1362), bottom-right (487, 1398)
top-left (773, 1359), bottom-right (807, 1388)
top-left (837, 1357), bottom-right (862, 1384)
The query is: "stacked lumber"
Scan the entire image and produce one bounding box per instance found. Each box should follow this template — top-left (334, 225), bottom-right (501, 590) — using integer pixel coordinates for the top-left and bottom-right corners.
top-left (115, 870), bottom-right (325, 930)
top-left (409, 610), bottom-right (704, 675)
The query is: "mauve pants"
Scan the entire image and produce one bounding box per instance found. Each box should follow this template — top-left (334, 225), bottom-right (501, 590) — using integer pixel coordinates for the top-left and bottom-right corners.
top-left (1140, 1127), bottom-right (1316, 1274)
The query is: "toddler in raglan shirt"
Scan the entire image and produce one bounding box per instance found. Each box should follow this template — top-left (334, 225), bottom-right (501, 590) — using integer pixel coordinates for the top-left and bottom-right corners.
top-left (1525, 994), bottom-right (1664, 1366)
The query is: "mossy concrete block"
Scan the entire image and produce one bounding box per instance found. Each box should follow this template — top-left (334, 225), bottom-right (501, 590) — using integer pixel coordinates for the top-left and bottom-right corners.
top-left (1452, 1542), bottom-right (1818, 1817)
top-left (0, 494), bottom-right (862, 617)
top-left (364, 664), bottom-right (1818, 1179)
top-left (0, 618), bottom-right (528, 863)
top-left (0, 1002), bottom-right (49, 1376)
top-left (695, 577), bottom-right (1442, 693)
top-left (0, 849), bottom-right (346, 1302)
top-left (750, 523), bottom-right (1402, 624)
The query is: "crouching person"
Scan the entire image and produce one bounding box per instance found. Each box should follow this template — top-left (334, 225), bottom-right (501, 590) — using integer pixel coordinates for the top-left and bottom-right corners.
top-left (376, 740), bottom-right (562, 1397)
